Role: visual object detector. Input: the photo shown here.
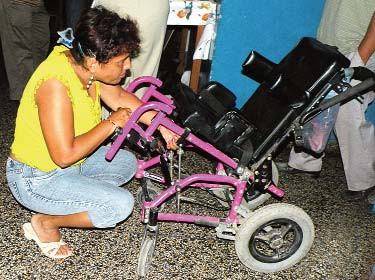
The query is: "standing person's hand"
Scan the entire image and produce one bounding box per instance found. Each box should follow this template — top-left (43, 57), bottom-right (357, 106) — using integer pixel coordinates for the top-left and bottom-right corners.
top-left (358, 12), bottom-right (375, 64)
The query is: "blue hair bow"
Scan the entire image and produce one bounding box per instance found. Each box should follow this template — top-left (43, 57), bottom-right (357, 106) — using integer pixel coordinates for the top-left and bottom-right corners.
top-left (57, 28), bottom-right (74, 49)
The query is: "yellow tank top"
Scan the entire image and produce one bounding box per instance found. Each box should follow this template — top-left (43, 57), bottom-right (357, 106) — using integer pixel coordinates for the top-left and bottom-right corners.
top-left (11, 45), bottom-right (102, 172)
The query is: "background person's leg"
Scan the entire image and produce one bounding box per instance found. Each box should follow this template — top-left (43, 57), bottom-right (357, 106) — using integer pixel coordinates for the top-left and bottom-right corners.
top-left (64, 0), bottom-right (93, 28)
top-left (287, 147), bottom-right (323, 172)
top-left (0, 2), bottom-right (34, 100)
top-left (31, 5), bottom-right (50, 69)
top-left (334, 52), bottom-right (375, 200)
top-left (334, 87), bottom-right (375, 192)
top-left (94, 0), bottom-right (170, 120)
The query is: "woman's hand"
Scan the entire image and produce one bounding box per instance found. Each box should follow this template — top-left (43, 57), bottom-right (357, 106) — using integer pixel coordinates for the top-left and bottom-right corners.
top-left (159, 126), bottom-right (180, 150)
top-left (107, 107), bottom-right (132, 128)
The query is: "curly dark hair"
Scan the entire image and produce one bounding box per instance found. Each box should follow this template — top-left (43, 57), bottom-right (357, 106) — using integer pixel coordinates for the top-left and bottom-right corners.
top-left (71, 6), bottom-right (140, 64)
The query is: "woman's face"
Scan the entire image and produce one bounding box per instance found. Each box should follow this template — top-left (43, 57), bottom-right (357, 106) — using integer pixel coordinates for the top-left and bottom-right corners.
top-left (95, 53), bottom-right (132, 85)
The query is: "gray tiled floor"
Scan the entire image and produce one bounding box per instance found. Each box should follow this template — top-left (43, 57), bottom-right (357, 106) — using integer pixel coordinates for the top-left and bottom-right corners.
top-left (1, 93), bottom-right (375, 280)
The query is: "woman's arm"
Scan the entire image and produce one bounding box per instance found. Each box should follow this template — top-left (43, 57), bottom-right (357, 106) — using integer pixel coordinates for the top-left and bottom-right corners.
top-left (100, 83), bottom-right (156, 125)
top-left (100, 83), bottom-right (178, 149)
top-left (35, 79), bottom-right (130, 167)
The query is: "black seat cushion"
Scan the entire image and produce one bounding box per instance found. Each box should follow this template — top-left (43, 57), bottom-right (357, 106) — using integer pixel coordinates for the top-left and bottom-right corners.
top-left (212, 110), bottom-right (256, 160)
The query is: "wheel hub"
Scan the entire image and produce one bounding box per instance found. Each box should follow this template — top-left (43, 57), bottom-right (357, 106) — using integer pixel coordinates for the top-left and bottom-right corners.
top-left (269, 235), bottom-right (284, 249)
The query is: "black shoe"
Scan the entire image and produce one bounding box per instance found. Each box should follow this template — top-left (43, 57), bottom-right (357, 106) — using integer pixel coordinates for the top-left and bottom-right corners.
top-left (341, 190), bottom-right (368, 202)
top-left (366, 187), bottom-right (375, 204)
top-left (276, 162), bottom-right (320, 178)
top-left (342, 186), bottom-right (375, 202)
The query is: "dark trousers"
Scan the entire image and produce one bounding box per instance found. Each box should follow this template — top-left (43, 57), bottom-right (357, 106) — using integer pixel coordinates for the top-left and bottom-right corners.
top-left (64, 0), bottom-right (93, 28)
top-left (0, 0), bottom-right (50, 100)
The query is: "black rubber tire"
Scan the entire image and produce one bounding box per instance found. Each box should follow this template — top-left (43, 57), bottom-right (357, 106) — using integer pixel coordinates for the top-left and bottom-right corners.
top-left (235, 203), bottom-right (314, 273)
top-left (136, 180), bottom-right (164, 210)
top-left (137, 235), bottom-right (157, 277)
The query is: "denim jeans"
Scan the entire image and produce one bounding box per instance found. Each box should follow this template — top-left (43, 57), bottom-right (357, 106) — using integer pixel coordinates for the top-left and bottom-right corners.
top-left (6, 146), bottom-right (137, 228)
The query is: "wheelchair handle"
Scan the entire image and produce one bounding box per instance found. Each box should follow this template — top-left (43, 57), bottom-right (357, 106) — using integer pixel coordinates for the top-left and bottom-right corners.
top-left (352, 66), bottom-right (375, 82)
top-left (319, 77), bottom-right (375, 110)
top-left (126, 76), bottom-right (174, 107)
top-left (300, 77), bottom-right (375, 124)
top-left (126, 76), bottom-right (163, 93)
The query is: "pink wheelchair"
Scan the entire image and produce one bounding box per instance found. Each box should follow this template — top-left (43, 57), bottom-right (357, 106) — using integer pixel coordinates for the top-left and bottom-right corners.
top-left (105, 37), bottom-right (375, 276)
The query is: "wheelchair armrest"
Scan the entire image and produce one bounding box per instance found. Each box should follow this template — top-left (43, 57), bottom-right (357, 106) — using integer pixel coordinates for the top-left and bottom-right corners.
top-left (199, 89), bottom-right (229, 117)
top-left (203, 81), bottom-right (237, 109)
top-left (196, 82), bottom-right (237, 123)
top-left (241, 50), bottom-right (276, 83)
top-left (352, 66), bottom-right (375, 83)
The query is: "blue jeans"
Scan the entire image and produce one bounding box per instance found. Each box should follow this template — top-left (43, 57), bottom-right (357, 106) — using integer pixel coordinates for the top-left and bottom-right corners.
top-left (6, 146), bottom-right (137, 228)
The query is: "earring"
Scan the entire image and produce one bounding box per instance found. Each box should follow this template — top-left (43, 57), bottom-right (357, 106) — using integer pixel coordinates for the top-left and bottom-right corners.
top-left (86, 72), bottom-right (94, 89)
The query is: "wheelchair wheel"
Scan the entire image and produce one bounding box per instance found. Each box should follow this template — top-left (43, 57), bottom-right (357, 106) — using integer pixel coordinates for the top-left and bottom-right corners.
top-left (212, 161), bottom-right (278, 210)
top-left (235, 203), bottom-right (314, 273)
top-left (136, 179), bottom-right (163, 208)
top-left (137, 226), bottom-right (159, 277)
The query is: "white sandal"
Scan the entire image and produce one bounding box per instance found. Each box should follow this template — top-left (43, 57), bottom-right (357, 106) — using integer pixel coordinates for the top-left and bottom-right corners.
top-left (22, 223), bottom-right (73, 259)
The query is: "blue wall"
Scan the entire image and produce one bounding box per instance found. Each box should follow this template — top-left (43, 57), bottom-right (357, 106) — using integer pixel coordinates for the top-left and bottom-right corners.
top-left (210, 0), bottom-right (375, 125)
top-left (210, 0), bottom-right (326, 107)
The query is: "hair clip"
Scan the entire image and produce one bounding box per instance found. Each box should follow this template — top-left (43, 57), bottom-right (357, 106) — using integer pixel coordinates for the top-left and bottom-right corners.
top-left (57, 28), bottom-right (74, 49)
top-left (86, 48), bottom-right (96, 58)
top-left (77, 42), bottom-right (85, 57)
top-left (77, 41), bottom-right (96, 58)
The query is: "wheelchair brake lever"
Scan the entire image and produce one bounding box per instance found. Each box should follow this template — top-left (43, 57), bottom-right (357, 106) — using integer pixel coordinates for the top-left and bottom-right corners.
top-left (176, 128), bottom-right (191, 147)
top-left (110, 127), bottom-right (123, 141)
top-left (149, 138), bottom-right (164, 152)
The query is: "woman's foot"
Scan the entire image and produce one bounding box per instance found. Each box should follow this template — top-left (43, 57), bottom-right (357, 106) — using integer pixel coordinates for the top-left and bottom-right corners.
top-left (26, 214), bottom-right (73, 258)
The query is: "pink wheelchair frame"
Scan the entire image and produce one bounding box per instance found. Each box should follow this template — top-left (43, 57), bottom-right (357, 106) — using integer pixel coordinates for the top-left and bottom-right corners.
top-left (107, 76), bottom-right (285, 220)
top-left (104, 37), bottom-right (375, 277)
top-left (105, 76), bottom-right (309, 276)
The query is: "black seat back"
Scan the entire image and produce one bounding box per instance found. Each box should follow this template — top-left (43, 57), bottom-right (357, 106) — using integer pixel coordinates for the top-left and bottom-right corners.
top-left (171, 37), bottom-right (350, 165)
top-left (240, 37), bottom-right (350, 160)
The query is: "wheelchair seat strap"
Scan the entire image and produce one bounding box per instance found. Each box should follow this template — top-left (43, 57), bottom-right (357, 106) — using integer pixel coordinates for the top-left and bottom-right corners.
top-left (236, 139), bottom-right (254, 174)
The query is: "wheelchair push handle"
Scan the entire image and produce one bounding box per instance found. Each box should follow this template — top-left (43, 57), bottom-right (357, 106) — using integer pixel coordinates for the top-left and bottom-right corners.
top-left (300, 67), bottom-right (375, 124)
top-left (318, 77), bottom-right (375, 111)
top-left (351, 66), bottom-right (375, 82)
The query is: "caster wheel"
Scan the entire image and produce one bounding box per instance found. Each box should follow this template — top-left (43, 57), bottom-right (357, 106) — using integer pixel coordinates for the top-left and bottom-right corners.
top-left (137, 225), bottom-right (159, 277)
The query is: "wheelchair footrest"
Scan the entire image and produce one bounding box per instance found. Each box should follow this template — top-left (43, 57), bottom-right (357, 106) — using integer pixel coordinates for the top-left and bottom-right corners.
top-left (215, 223), bottom-right (237, 241)
top-left (267, 184), bottom-right (285, 198)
